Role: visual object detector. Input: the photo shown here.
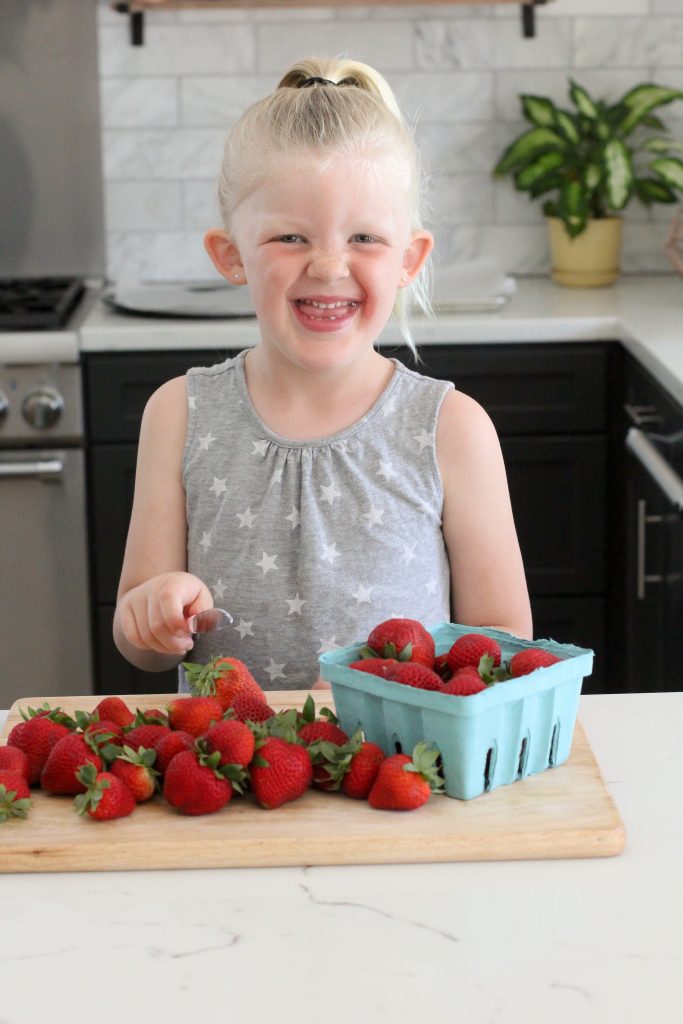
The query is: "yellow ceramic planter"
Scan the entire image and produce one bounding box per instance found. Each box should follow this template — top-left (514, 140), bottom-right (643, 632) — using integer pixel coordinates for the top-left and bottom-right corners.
top-left (548, 216), bottom-right (623, 287)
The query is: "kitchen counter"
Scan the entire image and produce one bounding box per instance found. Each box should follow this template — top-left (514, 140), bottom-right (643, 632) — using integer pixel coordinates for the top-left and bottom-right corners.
top-left (80, 274), bottom-right (683, 407)
top-left (0, 691), bottom-right (681, 1024)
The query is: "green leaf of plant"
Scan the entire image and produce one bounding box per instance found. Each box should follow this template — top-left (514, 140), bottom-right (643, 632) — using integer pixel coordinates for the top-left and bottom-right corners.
top-left (569, 79), bottom-right (598, 119)
top-left (521, 94), bottom-right (558, 128)
top-left (650, 156), bottom-right (683, 192)
top-left (514, 150), bottom-right (566, 191)
top-left (641, 136), bottom-right (683, 154)
top-left (635, 177), bottom-right (677, 205)
top-left (604, 138), bottom-right (633, 209)
top-left (557, 179), bottom-right (589, 238)
top-left (554, 110), bottom-right (579, 145)
top-left (493, 127), bottom-right (567, 177)
top-left (617, 83), bottom-right (683, 135)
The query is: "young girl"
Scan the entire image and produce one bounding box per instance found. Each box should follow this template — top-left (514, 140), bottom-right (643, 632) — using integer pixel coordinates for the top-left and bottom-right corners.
top-left (113, 56), bottom-right (532, 691)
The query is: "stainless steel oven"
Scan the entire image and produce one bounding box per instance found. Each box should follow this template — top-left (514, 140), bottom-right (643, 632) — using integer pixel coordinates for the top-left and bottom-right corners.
top-left (0, 279), bottom-right (95, 707)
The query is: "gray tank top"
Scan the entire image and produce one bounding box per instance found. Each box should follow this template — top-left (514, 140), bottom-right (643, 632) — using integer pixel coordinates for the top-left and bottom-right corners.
top-left (181, 349), bottom-right (453, 690)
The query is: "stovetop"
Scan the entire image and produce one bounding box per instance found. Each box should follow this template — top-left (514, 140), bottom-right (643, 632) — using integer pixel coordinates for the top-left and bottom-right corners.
top-left (0, 277), bottom-right (86, 332)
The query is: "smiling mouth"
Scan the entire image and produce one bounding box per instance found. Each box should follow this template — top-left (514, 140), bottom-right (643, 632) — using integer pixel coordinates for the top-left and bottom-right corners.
top-left (294, 299), bottom-right (360, 321)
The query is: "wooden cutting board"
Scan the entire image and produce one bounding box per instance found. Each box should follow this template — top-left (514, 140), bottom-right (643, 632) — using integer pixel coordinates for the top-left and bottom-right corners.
top-left (0, 692), bottom-right (626, 873)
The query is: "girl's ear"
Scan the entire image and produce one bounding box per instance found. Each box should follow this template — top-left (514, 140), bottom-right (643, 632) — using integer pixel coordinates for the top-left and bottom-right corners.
top-left (399, 230), bottom-right (434, 287)
top-left (204, 228), bottom-right (246, 284)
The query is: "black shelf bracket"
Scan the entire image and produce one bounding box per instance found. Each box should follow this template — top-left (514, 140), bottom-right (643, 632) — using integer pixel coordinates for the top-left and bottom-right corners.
top-left (521, 0), bottom-right (549, 39)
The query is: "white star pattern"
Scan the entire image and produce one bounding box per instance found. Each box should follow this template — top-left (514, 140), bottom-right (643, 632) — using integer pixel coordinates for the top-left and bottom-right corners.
top-left (256, 551), bottom-right (278, 575)
top-left (352, 584), bottom-right (373, 604)
top-left (425, 578), bottom-right (438, 596)
top-left (413, 428), bottom-right (431, 452)
top-left (209, 476), bottom-right (227, 497)
top-left (321, 542), bottom-right (340, 565)
top-left (382, 394), bottom-right (398, 418)
top-left (363, 505), bottom-right (384, 527)
top-left (212, 579), bottom-right (227, 600)
top-left (286, 593), bottom-right (306, 615)
top-left (377, 459), bottom-right (397, 482)
top-left (285, 507), bottom-right (300, 530)
top-left (402, 543), bottom-right (417, 564)
top-left (236, 507), bottom-right (257, 528)
top-left (264, 658), bottom-right (286, 682)
top-left (318, 637), bottom-right (342, 654)
top-left (188, 396), bottom-right (197, 410)
top-left (270, 465), bottom-right (284, 486)
top-left (198, 431), bottom-right (216, 451)
top-left (199, 531), bottom-right (211, 552)
top-left (252, 439), bottom-right (268, 456)
top-left (320, 481), bottom-right (341, 505)
top-left (234, 619), bottom-right (254, 639)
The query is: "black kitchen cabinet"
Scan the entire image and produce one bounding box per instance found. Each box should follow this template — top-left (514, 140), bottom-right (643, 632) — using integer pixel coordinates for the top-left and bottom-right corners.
top-left (84, 342), bottom-right (619, 695)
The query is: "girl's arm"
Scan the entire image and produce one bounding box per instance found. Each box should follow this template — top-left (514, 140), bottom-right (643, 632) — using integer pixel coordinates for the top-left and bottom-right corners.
top-left (113, 376), bottom-right (214, 671)
top-left (436, 389), bottom-right (533, 640)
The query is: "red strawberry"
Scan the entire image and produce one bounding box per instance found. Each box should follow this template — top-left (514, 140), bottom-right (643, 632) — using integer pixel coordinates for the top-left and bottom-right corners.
top-left (203, 718), bottom-right (255, 770)
top-left (383, 662), bottom-right (444, 691)
top-left (0, 770), bottom-right (31, 822)
top-left (140, 708), bottom-right (168, 725)
top-left (167, 696), bottom-right (224, 737)
top-left (348, 657), bottom-right (398, 677)
top-left (0, 746), bottom-right (31, 785)
top-left (109, 745), bottom-right (159, 802)
top-left (324, 733), bottom-right (386, 800)
top-left (163, 749), bottom-right (234, 816)
top-left (298, 720), bottom-right (349, 746)
top-left (93, 696), bottom-right (135, 728)
top-left (183, 655), bottom-right (265, 711)
top-left (250, 737), bottom-right (312, 810)
top-left (447, 633), bottom-right (501, 673)
top-left (84, 719), bottom-right (125, 750)
top-left (230, 691), bottom-right (275, 724)
top-left (368, 742), bottom-right (443, 811)
top-left (40, 733), bottom-right (103, 795)
top-left (509, 649), bottom-right (561, 677)
top-left (74, 764), bottom-right (136, 821)
top-left (433, 653), bottom-right (451, 680)
top-left (441, 666), bottom-right (488, 696)
top-left (7, 715), bottom-right (71, 785)
top-left (122, 723), bottom-right (171, 752)
top-left (364, 618), bottom-right (435, 668)
top-left (155, 730), bottom-right (196, 774)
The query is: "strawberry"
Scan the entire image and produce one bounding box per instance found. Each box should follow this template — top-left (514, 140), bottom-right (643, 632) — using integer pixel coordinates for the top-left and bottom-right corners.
top-left (383, 662), bottom-right (444, 691)
top-left (140, 708), bottom-right (169, 725)
top-left (40, 732), bottom-right (103, 795)
top-left (74, 764), bottom-right (136, 821)
top-left (155, 730), bottom-right (196, 775)
top-left (7, 713), bottom-right (71, 785)
top-left (84, 719), bottom-right (125, 750)
top-left (167, 696), bottom-right (224, 737)
top-left (0, 770), bottom-right (31, 822)
top-left (250, 737), bottom-right (312, 810)
top-left (318, 731), bottom-right (386, 799)
top-left (433, 653), bottom-right (451, 680)
top-left (364, 618), bottom-right (435, 668)
top-left (230, 691), bottom-right (275, 724)
top-left (509, 648), bottom-right (561, 677)
top-left (183, 655), bottom-right (265, 711)
top-left (0, 746), bottom-right (31, 785)
top-left (109, 745), bottom-right (159, 802)
top-left (298, 720), bottom-right (349, 747)
top-left (122, 723), bottom-right (171, 752)
top-left (447, 633), bottom-right (501, 673)
top-left (163, 749), bottom-right (235, 816)
top-left (368, 742), bottom-right (443, 811)
top-left (441, 666), bottom-right (488, 696)
top-left (93, 696), bottom-right (135, 728)
top-left (348, 657), bottom-right (398, 677)
top-left (203, 719), bottom-right (255, 770)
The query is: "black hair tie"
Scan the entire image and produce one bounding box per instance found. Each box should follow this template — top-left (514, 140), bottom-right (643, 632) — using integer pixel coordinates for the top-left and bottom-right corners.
top-left (300, 76), bottom-right (337, 88)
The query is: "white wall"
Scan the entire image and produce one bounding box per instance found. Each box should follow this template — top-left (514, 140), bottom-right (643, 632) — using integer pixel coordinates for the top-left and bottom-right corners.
top-left (97, 0), bottom-right (683, 281)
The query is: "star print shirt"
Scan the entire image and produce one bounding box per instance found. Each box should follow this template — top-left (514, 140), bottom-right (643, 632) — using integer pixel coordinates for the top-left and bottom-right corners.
top-left (180, 349), bottom-right (454, 690)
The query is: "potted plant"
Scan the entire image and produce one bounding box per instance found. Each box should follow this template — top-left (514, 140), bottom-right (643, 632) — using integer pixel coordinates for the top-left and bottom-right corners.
top-left (493, 81), bottom-right (683, 286)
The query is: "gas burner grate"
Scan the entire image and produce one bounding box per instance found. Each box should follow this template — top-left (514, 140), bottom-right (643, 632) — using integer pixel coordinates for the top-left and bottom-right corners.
top-left (0, 277), bottom-right (85, 331)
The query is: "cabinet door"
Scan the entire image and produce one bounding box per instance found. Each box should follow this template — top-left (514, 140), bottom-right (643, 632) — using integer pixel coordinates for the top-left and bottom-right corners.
top-left (94, 606), bottom-right (179, 695)
top-left (531, 596), bottom-right (605, 693)
top-left (88, 444), bottom-right (137, 604)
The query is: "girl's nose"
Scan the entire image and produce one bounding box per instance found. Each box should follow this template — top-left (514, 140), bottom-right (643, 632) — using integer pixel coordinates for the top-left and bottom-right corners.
top-left (307, 251), bottom-right (350, 281)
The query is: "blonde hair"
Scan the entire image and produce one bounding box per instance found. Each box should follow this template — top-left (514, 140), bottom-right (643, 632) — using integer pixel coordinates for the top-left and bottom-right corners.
top-left (217, 57), bottom-right (432, 354)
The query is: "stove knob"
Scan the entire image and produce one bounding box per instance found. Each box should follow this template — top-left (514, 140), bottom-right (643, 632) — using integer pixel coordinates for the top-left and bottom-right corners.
top-left (21, 387), bottom-right (64, 430)
top-left (0, 389), bottom-right (8, 425)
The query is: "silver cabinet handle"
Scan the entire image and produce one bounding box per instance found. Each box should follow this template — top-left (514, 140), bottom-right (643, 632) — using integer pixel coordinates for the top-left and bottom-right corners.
top-left (0, 457), bottom-right (64, 479)
top-left (636, 498), bottom-right (664, 599)
top-left (626, 427), bottom-right (683, 512)
top-left (623, 402), bottom-right (663, 426)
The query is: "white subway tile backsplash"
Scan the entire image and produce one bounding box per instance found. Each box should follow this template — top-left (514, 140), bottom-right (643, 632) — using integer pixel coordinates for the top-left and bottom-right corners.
top-left (494, 70), bottom-right (641, 120)
top-left (103, 130), bottom-right (225, 182)
top-left (180, 75), bottom-right (276, 127)
top-left (390, 71), bottom-right (494, 123)
top-left (257, 19), bottom-right (414, 73)
top-left (418, 122), bottom-right (496, 176)
top-left (99, 24), bottom-right (255, 77)
top-left (428, 174), bottom-right (495, 226)
top-left (100, 79), bottom-right (178, 128)
top-left (107, 232), bottom-right (216, 282)
top-left (105, 182), bottom-right (182, 232)
top-left (183, 181), bottom-right (222, 231)
top-left (416, 18), bottom-right (571, 70)
top-left (574, 17), bottom-right (683, 69)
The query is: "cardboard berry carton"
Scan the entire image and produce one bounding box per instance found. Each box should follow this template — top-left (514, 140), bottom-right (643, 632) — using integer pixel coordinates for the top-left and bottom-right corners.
top-left (319, 623), bottom-right (593, 800)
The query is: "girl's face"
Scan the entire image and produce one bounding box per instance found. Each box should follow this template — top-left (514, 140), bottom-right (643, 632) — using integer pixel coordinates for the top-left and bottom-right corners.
top-left (205, 151), bottom-right (433, 375)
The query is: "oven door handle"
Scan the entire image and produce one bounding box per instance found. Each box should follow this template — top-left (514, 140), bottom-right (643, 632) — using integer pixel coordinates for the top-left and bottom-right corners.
top-left (0, 456), bottom-right (64, 480)
top-left (626, 427), bottom-right (683, 512)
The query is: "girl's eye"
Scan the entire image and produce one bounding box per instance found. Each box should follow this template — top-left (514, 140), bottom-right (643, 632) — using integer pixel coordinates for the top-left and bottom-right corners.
top-left (277, 234), bottom-right (303, 244)
top-left (351, 234), bottom-right (377, 244)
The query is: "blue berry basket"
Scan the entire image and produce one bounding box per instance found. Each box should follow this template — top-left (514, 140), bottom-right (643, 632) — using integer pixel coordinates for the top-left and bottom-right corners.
top-left (319, 622), bottom-right (594, 800)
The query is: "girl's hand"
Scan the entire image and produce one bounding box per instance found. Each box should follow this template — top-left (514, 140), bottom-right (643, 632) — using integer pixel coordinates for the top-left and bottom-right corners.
top-left (116, 572), bottom-right (214, 656)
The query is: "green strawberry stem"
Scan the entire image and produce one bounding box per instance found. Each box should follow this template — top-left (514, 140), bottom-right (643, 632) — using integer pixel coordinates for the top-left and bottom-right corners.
top-left (404, 742), bottom-right (445, 794)
top-left (0, 784), bottom-right (31, 822)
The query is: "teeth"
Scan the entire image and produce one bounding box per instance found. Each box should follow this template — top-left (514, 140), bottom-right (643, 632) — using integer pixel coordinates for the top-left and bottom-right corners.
top-left (300, 300), bottom-right (358, 309)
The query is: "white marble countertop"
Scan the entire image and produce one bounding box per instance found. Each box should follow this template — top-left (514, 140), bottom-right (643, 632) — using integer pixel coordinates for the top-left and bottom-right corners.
top-left (79, 274), bottom-right (683, 407)
top-left (1, 691), bottom-right (681, 1024)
